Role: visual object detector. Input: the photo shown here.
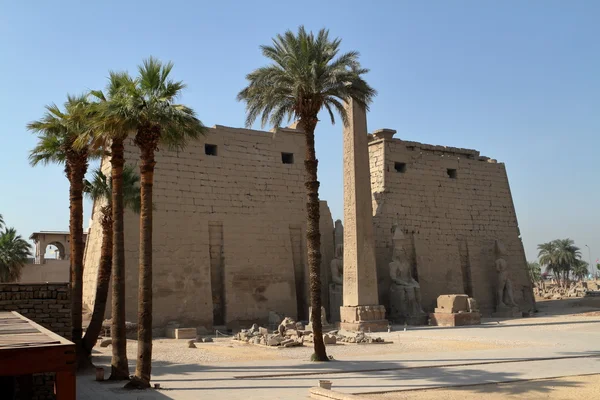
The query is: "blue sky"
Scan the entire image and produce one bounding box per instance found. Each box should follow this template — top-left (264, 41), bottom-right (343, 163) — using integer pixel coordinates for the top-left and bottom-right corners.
top-left (0, 0), bottom-right (598, 266)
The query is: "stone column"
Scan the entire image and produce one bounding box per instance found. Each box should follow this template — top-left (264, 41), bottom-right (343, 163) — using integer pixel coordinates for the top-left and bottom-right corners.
top-left (340, 99), bottom-right (387, 331)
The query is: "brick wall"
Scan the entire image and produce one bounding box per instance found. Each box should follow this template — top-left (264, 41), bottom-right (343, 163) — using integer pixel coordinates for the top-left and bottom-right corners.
top-left (83, 125), bottom-right (334, 329)
top-left (0, 283), bottom-right (71, 400)
top-left (370, 136), bottom-right (535, 315)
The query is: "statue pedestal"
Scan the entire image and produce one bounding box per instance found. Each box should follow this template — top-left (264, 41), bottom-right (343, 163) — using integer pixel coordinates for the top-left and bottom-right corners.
top-left (340, 305), bottom-right (388, 332)
top-left (492, 304), bottom-right (522, 318)
top-left (429, 312), bottom-right (481, 327)
top-left (329, 284), bottom-right (342, 323)
top-left (388, 285), bottom-right (428, 326)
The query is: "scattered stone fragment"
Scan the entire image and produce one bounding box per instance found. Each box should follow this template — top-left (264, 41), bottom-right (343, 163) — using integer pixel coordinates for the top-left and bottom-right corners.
top-left (323, 334), bottom-right (336, 345)
top-left (202, 337), bottom-right (213, 343)
top-left (187, 340), bottom-right (196, 348)
top-left (100, 339), bottom-right (112, 347)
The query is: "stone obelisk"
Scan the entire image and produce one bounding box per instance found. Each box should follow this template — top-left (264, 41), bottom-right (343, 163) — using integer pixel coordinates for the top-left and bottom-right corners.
top-left (340, 99), bottom-right (387, 331)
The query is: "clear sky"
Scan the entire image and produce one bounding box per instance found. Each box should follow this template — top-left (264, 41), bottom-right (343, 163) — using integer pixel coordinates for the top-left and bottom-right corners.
top-left (0, 1), bottom-right (598, 267)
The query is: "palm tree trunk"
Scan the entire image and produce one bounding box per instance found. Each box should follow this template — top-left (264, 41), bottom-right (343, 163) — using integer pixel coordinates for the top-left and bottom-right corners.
top-left (127, 129), bottom-right (157, 389)
top-left (109, 139), bottom-right (130, 380)
top-left (302, 117), bottom-right (328, 362)
top-left (82, 207), bottom-right (113, 356)
top-left (68, 156), bottom-right (87, 367)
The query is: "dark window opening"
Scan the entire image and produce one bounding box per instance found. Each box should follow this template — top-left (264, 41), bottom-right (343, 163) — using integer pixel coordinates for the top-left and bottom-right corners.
top-left (205, 144), bottom-right (218, 156)
top-left (394, 162), bottom-right (406, 173)
top-left (282, 152), bottom-right (294, 164)
top-left (447, 168), bottom-right (457, 179)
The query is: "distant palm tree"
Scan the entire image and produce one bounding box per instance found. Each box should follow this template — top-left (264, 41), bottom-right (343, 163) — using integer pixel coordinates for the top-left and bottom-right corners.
top-left (527, 261), bottom-right (542, 284)
top-left (0, 214), bottom-right (4, 229)
top-left (0, 227), bottom-right (32, 282)
top-left (572, 260), bottom-right (589, 281)
top-left (538, 239), bottom-right (582, 287)
top-left (238, 26), bottom-right (376, 361)
top-left (82, 166), bottom-right (140, 359)
top-left (28, 95), bottom-right (97, 365)
top-left (115, 58), bottom-right (206, 389)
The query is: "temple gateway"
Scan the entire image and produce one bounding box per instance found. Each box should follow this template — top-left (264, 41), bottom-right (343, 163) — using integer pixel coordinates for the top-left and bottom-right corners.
top-left (82, 106), bottom-right (535, 330)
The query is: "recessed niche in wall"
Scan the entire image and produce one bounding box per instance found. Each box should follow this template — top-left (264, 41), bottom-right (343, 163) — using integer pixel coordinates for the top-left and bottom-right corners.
top-left (447, 168), bottom-right (457, 179)
top-left (394, 162), bottom-right (407, 173)
top-left (281, 152), bottom-right (294, 164)
top-left (205, 144), bottom-right (218, 156)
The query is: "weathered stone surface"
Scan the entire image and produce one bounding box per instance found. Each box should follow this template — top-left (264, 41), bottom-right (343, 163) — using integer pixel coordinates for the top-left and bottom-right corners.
top-left (434, 295), bottom-right (469, 314)
top-left (429, 312), bottom-right (481, 327)
top-left (323, 334), bottom-right (337, 345)
top-left (166, 327), bottom-right (197, 339)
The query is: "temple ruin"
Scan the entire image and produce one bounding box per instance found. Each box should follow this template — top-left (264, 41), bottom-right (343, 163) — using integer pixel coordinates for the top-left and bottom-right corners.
top-left (82, 112), bottom-right (534, 329)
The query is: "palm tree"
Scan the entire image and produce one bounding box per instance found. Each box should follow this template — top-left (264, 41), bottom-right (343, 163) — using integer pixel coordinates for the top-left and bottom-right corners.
top-left (112, 58), bottom-right (206, 389)
top-left (82, 166), bottom-right (140, 360)
top-left (538, 241), bottom-right (560, 284)
top-left (0, 214), bottom-right (4, 229)
top-left (0, 227), bottom-right (32, 282)
top-left (238, 26), bottom-right (376, 361)
top-left (538, 239), bottom-right (582, 287)
top-left (572, 260), bottom-right (589, 281)
top-left (527, 261), bottom-right (542, 284)
top-left (85, 71), bottom-right (138, 380)
top-left (28, 95), bottom-right (95, 365)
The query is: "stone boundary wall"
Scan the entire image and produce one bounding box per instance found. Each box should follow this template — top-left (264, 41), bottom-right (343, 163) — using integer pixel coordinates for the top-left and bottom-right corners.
top-left (0, 283), bottom-right (71, 400)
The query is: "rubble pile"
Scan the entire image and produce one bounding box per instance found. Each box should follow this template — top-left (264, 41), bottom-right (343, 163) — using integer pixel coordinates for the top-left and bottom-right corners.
top-left (534, 281), bottom-right (590, 300)
top-left (233, 318), bottom-right (304, 347)
top-left (304, 330), bottom-right (384, 344)
top-left (234, 317), bottom-right (385, 347)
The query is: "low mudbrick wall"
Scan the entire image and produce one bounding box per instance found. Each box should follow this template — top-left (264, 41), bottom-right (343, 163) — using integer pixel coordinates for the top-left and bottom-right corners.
top-left (0, 283), bottom-right (71, 400)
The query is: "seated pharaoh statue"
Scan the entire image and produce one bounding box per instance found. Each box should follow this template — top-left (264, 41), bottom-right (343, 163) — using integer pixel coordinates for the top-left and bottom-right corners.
top-left (388, 234), bottom-right (426, 325)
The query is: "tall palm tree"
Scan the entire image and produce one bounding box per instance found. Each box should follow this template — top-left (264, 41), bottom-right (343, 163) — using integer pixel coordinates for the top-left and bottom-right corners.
top-left (85, 71), bottom-right (138, 380)
top-left (112, 57), bottom-right (206, 389)
top-left (82, 166), bottom-right (140, 360)
top-left (0, 227), bottom-right (32, 282)
top-left (28, 95), bottom-right (95, 365)
top-left (238, 26), bottom-right (376, 361)
top-left (0, 214), bottom-right (4, 229)
top-left (538, 241), bottom-right (559, 283)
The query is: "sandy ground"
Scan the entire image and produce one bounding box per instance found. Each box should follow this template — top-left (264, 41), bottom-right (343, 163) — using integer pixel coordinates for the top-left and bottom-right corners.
top-left (92, 332), bottom-right (533, 364)
top-left (362, 374), bottom-right (600, 399)
top-left (90, 297), bottom-right (600, 365)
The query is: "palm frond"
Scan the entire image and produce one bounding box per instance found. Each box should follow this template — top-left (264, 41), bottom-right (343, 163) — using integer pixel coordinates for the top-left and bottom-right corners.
top-left (238, 26), bottom-right (376, 130)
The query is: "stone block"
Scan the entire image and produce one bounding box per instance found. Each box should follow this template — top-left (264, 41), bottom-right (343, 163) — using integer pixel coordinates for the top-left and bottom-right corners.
top-left (429, 312), bottom-right (481, 327)
top-left (340, 305), bottom-right (388, 332)
top-left (166, 327), bottom-right (197, 339)
top-left (435, 294), bottom-right (469, 314)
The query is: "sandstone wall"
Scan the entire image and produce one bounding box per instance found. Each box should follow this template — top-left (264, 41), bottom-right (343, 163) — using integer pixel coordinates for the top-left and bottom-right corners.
top-left (369, 136), bottom-right (534, 315)
top-left (20, 259), bottom-right (69, 283)
top-left (83, 125), bottom-right (334, 329)
top-left (0, 283), bottom-right (71, 400)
